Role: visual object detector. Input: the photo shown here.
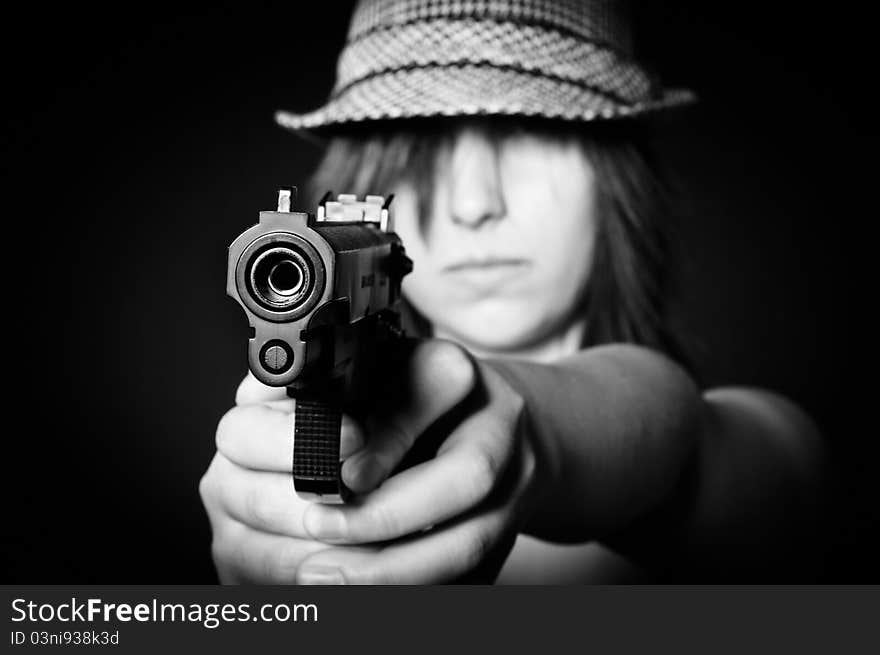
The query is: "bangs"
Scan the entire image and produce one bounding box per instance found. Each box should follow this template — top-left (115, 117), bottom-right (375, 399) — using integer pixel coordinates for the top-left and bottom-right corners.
top-left (306, 117), bottom-right (595, 230)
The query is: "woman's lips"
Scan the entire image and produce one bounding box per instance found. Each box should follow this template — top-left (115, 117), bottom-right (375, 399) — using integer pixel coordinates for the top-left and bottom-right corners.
top-left (441, 258), bottom-right (533, 292)
top-left (442, 257), bottom-right (531, 272)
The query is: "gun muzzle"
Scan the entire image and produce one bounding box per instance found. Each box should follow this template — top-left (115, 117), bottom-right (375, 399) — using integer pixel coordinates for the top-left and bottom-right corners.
top-left (249, 245), bottom-right (313, 311)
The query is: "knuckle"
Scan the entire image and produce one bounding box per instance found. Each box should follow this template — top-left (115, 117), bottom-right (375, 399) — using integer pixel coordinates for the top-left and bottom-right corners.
top-left (335, 565), bottom-right (362, 585)
top-left (339, 562), bottom-right (391, 585)
top-left (432, 341), bottom-right (476, 395)
top-left (199, 458), bottom-right (221, 506)
top-left (198, 472), bottom-right (213, 505)
top-left (465, 448), bottom-right (499, 504)
top-left (366, 502), bottom-right (399, 540)
top-left (215, 407), bottom-right (240, 455)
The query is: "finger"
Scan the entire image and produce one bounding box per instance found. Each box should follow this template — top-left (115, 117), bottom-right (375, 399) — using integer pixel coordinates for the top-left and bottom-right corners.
top-left (303, 369), bottom-right (522, 544)
top-left (342, 339), bottom-right (476, 493)
top-left (295, 498), bottom-right (515, 585)
top-left (340, 415), bottom-right (367, 460)
top-left (211, 518), bottom-right (329, 584)
top-left (236, 372), bottom-right (288, 406)
top-left (211, 453), bottom-right (311, 538)
top-left (217, 405), bottom-right (365, 471)
top-left (217, 404), bottom-right (292, 471)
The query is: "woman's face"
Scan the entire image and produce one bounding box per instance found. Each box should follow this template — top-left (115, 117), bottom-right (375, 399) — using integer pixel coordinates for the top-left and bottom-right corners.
top-left (392, 126), bottom-right (599, 353)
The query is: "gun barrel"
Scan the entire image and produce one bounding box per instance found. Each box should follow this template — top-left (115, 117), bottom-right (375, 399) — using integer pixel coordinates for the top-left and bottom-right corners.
top-left (249, 246), bottom-right (313, 310)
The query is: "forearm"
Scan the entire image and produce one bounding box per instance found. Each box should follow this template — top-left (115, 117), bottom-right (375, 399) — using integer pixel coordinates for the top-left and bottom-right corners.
top-left (487, 343), bottom-right (703, 543)
top-left (487, 345), bottom-right (826, 577)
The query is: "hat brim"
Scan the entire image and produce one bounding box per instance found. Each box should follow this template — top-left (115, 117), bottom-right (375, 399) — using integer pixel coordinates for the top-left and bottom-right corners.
top-left (276, 65), bottom-right (696, 131)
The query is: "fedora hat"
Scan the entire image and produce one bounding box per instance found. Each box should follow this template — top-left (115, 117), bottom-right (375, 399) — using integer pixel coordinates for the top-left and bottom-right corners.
top-left (275, 0), bottom-right (695, 131)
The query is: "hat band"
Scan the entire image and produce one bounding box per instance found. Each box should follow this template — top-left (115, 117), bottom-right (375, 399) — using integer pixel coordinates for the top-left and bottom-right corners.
top-left (335, 19), bottom-right (656, 105)
top-left (331, 62), bottom-right (645, 108)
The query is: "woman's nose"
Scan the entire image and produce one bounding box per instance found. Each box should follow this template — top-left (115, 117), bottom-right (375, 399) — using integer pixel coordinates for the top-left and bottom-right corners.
top-left (447, 129), bottom-right (506, 228)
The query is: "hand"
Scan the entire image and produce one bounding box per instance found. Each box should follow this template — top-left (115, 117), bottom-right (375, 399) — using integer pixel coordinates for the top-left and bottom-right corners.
top-left (200, 339), bottom-right (544, 584)
top-left (199, 377), bottom-right (363, 583)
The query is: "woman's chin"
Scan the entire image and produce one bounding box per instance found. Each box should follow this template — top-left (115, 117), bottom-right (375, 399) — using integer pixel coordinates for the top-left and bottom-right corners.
top-left (430, 301), bottom-right (560, 355)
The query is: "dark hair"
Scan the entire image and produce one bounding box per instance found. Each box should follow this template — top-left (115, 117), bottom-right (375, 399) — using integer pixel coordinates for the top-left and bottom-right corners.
top-left (306, 117), bottom-right (691, 368)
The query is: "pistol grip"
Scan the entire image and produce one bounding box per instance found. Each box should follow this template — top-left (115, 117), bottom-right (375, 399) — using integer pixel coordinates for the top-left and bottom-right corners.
top-left (292, 397), bottom-right (351, 504)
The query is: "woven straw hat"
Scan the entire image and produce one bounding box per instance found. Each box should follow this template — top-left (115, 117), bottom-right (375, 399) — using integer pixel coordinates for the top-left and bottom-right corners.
top-left (275, 0), bottom-right (695, 131)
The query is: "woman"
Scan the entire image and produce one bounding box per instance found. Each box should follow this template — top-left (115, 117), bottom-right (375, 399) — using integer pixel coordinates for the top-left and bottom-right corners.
top-left (200, 0), bottom-right (824, 583)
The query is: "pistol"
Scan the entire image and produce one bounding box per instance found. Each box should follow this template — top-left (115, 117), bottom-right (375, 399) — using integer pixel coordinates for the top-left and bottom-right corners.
top-left (226, 187), bottom-right (413, 503)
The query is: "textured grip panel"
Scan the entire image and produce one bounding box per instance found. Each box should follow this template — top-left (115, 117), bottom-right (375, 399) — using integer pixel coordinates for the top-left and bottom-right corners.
top-left (293, 398), bottom-right (349, 500)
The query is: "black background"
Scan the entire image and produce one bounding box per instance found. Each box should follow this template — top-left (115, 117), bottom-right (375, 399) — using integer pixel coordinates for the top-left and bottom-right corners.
top-left (3, 2), bottom-right (872, 582)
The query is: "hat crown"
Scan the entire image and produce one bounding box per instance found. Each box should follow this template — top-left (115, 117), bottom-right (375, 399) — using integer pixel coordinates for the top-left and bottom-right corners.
top-left (274, 0), bottom-right (695, 131)
top-left (333, 0), bottom-right (651, 104)
top-left (347, 0), bottom-right (633, 53)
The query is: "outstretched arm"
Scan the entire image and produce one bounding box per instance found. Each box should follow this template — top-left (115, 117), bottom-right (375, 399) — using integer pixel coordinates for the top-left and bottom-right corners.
top-left (203, 339), bottom-right (824, 584)
top-left (488, 343), bottom-right (825, 578)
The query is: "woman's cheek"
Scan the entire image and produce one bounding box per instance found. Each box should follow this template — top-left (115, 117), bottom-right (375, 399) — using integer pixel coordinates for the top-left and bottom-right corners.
top-left (540, 211), bottom-right (597, 297)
